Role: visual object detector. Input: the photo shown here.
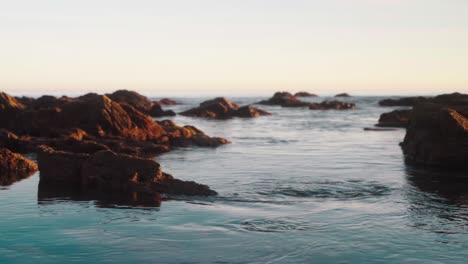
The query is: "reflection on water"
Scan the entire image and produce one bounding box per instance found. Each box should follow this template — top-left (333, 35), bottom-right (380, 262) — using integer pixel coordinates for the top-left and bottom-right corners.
top-left (404, 166), bottom-right (468, 234)
top-left (37, 180), bottom-right (163, 208)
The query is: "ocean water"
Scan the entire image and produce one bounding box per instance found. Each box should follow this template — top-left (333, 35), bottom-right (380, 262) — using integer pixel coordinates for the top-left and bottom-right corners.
top-left (1, 96), bottom-right (468, 264)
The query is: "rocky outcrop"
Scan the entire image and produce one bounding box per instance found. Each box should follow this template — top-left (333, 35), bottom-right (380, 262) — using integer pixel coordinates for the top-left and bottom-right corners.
top-left (401, 93), bottom-right (468, 168)
top-left (180, 97), bottom-right (271, 119)
top-left (37, 146), bottom-right (217, 197)
top-left (258, 92), bottom-right (311, 107)
top-left (0, 148), bottom-right (38, 186)
top-left (379, 96), bottom-right (429, 107)
top-left (157, 120), bottom-right (230, 147)
top-left (294, 92), bottom-right (317, 97)
top-left (309, 101), bottom-right (356, 110)
top-left (376, 109), bottom-right (412, 128)
top-left (335, 93), bottom-right (351, 97)
top-left (106, 90), bottom-right (176, 117)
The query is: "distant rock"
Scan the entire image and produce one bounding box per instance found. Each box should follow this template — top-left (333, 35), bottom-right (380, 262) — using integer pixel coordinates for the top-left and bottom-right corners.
top-left (258, 92), bottom-right (311, 107)
top-left (37, 146), bottom-right (217, 198)
top-left (0, 92), bottom-right (25, 111)
top-left (158, 98), bottom-right (178, 105)
top-left (379, 96), bottom-right (429, 107)
top-left (376, 109), bottom-right (412, 128)
top-left (334, 93), bottom-right (351, 97)
top-left (180, 97), bottom-right (271, 119)
top-left (401, 93), bottom-right (468, 168)
top-left (294, 92), bottom-right (317, 97)
top-left (0, 148), bottom-right (38, 186)
top-left (309, 101), bottom-right (356, 110)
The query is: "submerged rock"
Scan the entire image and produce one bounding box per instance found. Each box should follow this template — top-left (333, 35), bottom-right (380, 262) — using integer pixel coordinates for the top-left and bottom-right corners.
top-left (335, 93), bottom-right (351, 97)
top-left (0, 148), bottom-right (38, 186)
top-left (379, 96), bottom-right (429, 107)
top-left (37, 146), bottom-right (217, 197)
top-left (180, 97), bottom-right (270, 119)
top-left (294, 92), bottom-right (317, 97)
top-left (401, 93), bottom-right (468, 168)
top-left (376, 109), bottom-right (412, 128)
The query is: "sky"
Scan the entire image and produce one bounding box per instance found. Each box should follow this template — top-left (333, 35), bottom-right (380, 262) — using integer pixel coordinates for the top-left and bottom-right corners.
top-left (1, 0), bottom-right (468, 96)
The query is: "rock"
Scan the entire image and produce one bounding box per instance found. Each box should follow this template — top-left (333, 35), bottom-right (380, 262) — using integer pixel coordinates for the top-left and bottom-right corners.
top-left (58, 94), bottom-right (166, 140)
top-left (364, 127), bottom-right (399, 131)
top-left (376, 109), bottom-right (412, 128)
top-left (0, 92), bottom-right (25, 110)
top-left (106, 90), bottom-right (153, 113)
top-left (309, 101), bottom-right (356, 110)
top-left (37, 146), bottom-right (217, 197)
top-left (180, 97), bottom-right (270, 119)
top-left (106, 90), bottom-right (176, 117)
top-left (378, 96), bottom-right (429, 107)
top-left (148, 104), bottom-right (176, 117)
top-left (401, 93), bottom-right (468, 168)
top-left (159, 98), bottom-right (178, 105)
top-left (157, 120), bottom-right (230, 147)
top-left (0, 148), bottom-right (38, 186)
top-left (335, 93), bottom-right (351, 97)
top-left (294, 92), bottom-right (317, 97)
top-left (258, 92), bottom-right (311, 107)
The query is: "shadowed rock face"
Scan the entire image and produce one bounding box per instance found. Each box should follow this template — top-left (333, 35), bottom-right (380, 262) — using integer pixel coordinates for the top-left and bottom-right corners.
top-left (401, 93), bottom-right (468, 168)
top-left (0, 148), bottom-right (38, 186)
top-left (379, 96), bottom-right (429, 107)
top-left (335, 93), bottom-right (351, 97)
top-left (294, 92), bottom-right (317, 97)
top-left (377, 109), bottom-right (412, 128)
top-left (180, 97), bottom-right (271, 119)
top-left (106, 90), bottom-right (176, 117)
top-left (37, 146), bottom-right (217, 197)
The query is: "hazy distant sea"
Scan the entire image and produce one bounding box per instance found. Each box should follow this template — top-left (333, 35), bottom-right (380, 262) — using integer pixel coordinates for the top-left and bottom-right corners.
top-left (1, 96), bottom-right (467, 263)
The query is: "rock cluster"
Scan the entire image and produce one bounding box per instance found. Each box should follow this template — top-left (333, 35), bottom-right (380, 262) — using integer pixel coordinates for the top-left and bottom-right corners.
top-left (181, 97), bottom-right (271, 119)
top-left (0, 90), bottom-right (229, 202)
top-left (378, 96), bottom-right (429, 107)
top-left (335, 93), bottom-right (351, 97)
top-left (294, 92), bottom-right (317, 97)
top-left (106, 90), bottom-right (176, 117)
top-left (258, 92), bottom-right (355, 110)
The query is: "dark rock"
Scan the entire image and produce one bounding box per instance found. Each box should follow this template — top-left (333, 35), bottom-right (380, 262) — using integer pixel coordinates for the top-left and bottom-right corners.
top-left (309, 101), bottom-right (356, 110)
top-left (106, 90), bottom-right (176, 117)
top-left (159, 98), bottom-right (178, 105)
top-left (181, 97), bottom-right (270, 119)
top-left (37, 146), bottom-right (217, 197)
top-left (335, 93), bottom-right (351, 97)
top-left (376, 109), bottom-right (412, 128)
top-left (148, 104), bottom-right (176, 117)
top-left (0, 148), bottom-right (38, 186)
top-left (258, 92), bottom-right (311, 107)
top-left (379, 96), bottom-right (429, 107)
top-left (157, 120), bottom-right (230, 147)
top-left (401, 94), bottom-right (468, 168)
top-left (294, 92), bottom-right (317, 97)
top-left (364, 127), bottom-right (399, 131)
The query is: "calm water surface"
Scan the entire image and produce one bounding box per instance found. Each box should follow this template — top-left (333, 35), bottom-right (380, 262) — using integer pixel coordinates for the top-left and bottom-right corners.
top-left (1, 96), bottom-right (468, 263)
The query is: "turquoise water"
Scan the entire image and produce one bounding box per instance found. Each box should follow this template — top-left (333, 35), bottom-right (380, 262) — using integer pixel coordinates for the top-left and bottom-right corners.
top-left (1, 96), bottom-right (468, 263)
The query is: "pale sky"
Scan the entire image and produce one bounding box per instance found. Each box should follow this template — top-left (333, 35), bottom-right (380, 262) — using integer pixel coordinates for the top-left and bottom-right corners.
top-left (1, 0), bottom-right (468, 96)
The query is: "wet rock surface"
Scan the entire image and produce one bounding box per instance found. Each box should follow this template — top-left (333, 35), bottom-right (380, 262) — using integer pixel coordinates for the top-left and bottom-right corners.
top-left (0, 148), bottom-right (38, 186)
top-left (401, 93), bottom-right (468, 168)
top-left (181, 97), bottom-right (271, 119)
